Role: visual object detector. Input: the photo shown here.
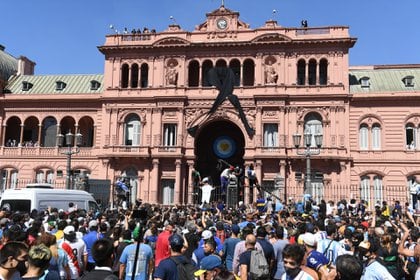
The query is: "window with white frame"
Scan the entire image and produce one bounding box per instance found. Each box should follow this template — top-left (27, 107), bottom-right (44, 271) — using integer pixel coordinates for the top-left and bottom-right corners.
top-left (36, 171), bottom-right (44, 183)
top-left (0, 170), bottom-right (7, 192)
top-left (124, 114), bottom-right (141, 146)
top-left (406, 123), bottom-right (417, 150)
top-left (263, 124), bottom-right (278, 147)
top-left (371, 123), bottom-right (381, 150)
top-left (163, 124), bottom-right (177, 147)
top-left (373, 175), bottom-right (383, 203)
top-left (360, 175), bottom-right (383, 205)
top-left (10, 170), bottom-right (18, 189)
top-left (360, 176), bottom-right (370, 202)
top-left (46, 170), bottom-right (54, 183)
top-left (359, 124), bottom-right (368, 150)
top-left (162, 179), bottom-right (175, 205)
top-left (36, 169), bottom-right (54, 183)
top-left (304, 113), bottom-right (323, 147)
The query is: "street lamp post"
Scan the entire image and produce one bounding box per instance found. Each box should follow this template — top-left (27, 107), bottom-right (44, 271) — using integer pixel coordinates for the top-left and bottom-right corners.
top-left (292, 132), bottom-right (323, 195)
top-left (57, 131), bottom-right (82, 190)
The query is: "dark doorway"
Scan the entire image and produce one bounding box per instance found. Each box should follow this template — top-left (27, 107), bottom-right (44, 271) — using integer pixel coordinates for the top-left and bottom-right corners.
top-left (195, 120), bottom-right (245, 187)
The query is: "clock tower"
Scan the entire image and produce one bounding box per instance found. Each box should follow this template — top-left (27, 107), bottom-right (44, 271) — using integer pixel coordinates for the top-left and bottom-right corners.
top-left (195, 4), bottom-right (250, 33)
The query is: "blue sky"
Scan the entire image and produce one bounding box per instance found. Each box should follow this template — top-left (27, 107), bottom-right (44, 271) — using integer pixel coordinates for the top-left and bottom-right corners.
top-left (2, 0), bottom-right (420, 74)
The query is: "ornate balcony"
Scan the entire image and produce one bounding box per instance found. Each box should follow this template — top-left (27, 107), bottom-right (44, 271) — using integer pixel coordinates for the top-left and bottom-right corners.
top-left (101, 145), bottom-right (150, 158)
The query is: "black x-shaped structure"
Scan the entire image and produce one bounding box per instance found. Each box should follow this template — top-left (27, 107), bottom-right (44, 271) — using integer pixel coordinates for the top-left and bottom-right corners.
top-left (187, 67), bottom-right (255, 137)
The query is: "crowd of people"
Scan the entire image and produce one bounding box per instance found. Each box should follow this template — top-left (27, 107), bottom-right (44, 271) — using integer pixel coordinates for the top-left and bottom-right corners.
top-left (0, 193), bottom-right (418, 280)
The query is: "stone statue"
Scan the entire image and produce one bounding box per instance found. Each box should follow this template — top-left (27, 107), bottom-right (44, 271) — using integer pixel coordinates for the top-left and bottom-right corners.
top-left (166, 63), bottom-right (178, 86)
top-left (265, 60), bottom-right (278, 84)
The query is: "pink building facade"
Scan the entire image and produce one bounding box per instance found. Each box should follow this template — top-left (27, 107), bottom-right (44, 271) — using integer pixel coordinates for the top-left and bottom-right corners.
top-left (0, 5), bottom-right (419, 207)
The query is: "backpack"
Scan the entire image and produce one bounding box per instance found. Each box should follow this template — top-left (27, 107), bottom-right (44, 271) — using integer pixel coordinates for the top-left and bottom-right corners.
top-left (170, 256), bottom-right (198, 280)
top-left (249, 250), bottom-right (270, 280)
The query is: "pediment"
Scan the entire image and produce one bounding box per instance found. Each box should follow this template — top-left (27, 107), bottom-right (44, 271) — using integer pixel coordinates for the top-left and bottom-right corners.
top-left (252, 33), bottom-right (292, 43)
top-left (153, 37), bottom-right (190, 47)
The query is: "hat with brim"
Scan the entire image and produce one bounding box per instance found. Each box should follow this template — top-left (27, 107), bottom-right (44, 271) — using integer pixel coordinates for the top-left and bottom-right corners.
top-left (194, 269), bottom-right (207, 277)
top-left (194, 255), bottom-right (222, 276)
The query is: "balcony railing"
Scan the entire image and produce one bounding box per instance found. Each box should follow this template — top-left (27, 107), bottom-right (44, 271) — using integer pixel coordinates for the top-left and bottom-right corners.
top-left (102, 145), bottom-right (150, 157)
top-left (0, 146), bottom-right (93, 157)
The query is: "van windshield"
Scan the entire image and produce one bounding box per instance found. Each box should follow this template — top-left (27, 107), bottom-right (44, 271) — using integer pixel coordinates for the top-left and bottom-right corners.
top-left (1, 200), bottom-right (31, 213)
top-left (89, 201), bottom-right (100, 212)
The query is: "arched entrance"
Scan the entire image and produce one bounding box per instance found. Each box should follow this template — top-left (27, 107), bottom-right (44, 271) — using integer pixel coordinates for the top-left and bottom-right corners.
top-left (195, 120), bottom-right (245, 187)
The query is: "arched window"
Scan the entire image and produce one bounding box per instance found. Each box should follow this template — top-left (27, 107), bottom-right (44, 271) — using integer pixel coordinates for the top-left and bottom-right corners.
top-left (131, 64), bottom-right (139, 88)
top-left (243, 59), bottom-right (255, 86)
top-left (124, 114), bottom-right (141, 146)
top-left (41, 117), bottom-right (57, 147)
top-left (304, 113), bottom-right (323, 147)
top-left (406, 123), bottom-right (417, 150)
top-left (297, 59), bottom-right (306, 85)
top-left (215, 59), bottom-right (227, 68)
top-left (4, 117), bottom-right (22, 147)
top-left (308, 59), bottom-right (317, 85)
top-left (372, 123), bottom-right (381, 150)
top-left (0, 169), bottom-right (18, 190)
top-left (140, 63), bottom-right (149, 88)
top-left (202, 60), bottom-right (213, 87)
top-left (188, 60), bottom-right (199, 87)
top-left (319, 59), bottom-right (328, 85)
top-left (121, 64), bottom-right (129, 88)
top-left (229, 59), bottom-right (241, 87)
top-left (359, 124), bottom-right (368, 150)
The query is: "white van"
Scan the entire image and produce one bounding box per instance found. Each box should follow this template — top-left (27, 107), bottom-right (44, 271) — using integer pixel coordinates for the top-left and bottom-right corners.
top-left (0, 188), bottom-right (99, 213)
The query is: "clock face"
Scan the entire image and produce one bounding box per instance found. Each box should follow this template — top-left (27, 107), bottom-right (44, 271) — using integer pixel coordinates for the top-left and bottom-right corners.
top-left (217, 18), bottom-right (228, 30)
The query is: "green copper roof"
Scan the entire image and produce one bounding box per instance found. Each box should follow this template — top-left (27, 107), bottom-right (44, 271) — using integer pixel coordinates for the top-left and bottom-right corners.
top-left (0, 47), bottom-right (18, 81)
top-left (5, 74), bottom-right (103, 94)
top-left (349, 66), bottom-right (420, 93)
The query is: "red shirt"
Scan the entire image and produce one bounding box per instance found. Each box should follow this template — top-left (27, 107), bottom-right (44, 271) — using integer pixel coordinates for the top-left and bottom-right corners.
top-left (154, 230), bottom-right (171, 267)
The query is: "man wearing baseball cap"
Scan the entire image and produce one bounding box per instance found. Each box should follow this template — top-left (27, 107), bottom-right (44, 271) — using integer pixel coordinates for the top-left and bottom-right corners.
top-left (154, 234), bottom-right (196, 280)
top-left (300, 232), bottom-right (331, 279)
top-left (194, 254), bottom-right (224, 279)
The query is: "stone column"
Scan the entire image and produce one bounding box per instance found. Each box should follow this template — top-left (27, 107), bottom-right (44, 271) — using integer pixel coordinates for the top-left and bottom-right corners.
top-left (240, 62), bottom-right (244, 87)
top-left (255, 160), bottom-right (263, 200)
top-left (244, 161), bottom-right (253, 205)
top-left (279, 160), bottom-right (286, 202)
top-left (37, 123), bottom-right (42, 147)
top-left (151, 159), bottom-right (160, 203)
top-left (187, 160), bottom-right (194, 204)
top-left (19, 124), bottom-right (24, 145)
top-left (174, 159), bottom-right (182, 204)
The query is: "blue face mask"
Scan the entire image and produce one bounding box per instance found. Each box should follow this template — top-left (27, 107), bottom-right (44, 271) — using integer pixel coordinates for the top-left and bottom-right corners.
top-left (285, 267), bottom-right (301, 279)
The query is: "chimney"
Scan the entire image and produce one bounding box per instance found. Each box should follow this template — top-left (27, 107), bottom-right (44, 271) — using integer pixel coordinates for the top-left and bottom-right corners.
top-left (17, 56), bottom-right (36, 75)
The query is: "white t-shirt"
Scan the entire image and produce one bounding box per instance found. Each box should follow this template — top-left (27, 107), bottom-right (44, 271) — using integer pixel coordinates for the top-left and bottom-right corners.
top-left (201, 183), bottom-right (214, 204)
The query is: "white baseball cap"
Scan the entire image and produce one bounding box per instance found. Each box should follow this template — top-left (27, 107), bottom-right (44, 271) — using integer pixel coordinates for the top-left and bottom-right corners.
top-left (202, 230), bottom-right (213, 240)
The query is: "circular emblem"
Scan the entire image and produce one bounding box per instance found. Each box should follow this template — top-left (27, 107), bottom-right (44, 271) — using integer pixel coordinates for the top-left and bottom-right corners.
top-left (213, 136), bottom-right (236, 158)
top-left (216, 18), bottom-right (228, 30)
